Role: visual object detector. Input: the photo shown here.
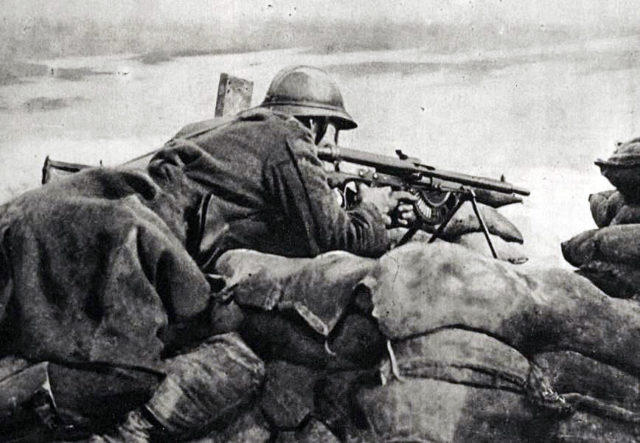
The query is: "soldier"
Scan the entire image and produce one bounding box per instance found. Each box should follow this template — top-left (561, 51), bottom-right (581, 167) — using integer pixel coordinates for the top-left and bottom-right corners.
top-left (0, 65), bottom-right (416, 441)
top-left (84, 66), bottom-right (419, 441)
top-left (150, 65), bottom-right (416, 272)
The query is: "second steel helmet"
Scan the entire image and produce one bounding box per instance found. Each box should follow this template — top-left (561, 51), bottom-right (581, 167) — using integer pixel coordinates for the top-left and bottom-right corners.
top-left (260, 66), bottom-right (357, 130)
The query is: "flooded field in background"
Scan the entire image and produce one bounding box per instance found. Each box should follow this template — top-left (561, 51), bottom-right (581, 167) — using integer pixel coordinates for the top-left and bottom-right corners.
top-left (1, 35), bottom-right (639, 266)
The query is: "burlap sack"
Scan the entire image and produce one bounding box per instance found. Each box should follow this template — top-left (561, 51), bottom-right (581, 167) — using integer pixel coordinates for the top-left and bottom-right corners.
top-left (595, 137), bottom-right (640, 196)
top-left (589, 189), bottom-right (640, 228)
top-left (356, 329), bottom-right (543, 442)
top-left (534, 351), bottom-right (640, 412)
top-left (240, 310), bottom-right (385, 370)
top-left (453, 231), bottom-right (528, 264)
top-left (576, 260), bottom-right (640, 299)
top-left (273, 418), bottom-right (340, 443)
top-left (144, 333), bottom-right (264, 440)
top-left (259, 361), bottom-right (321, 430)
top-left (361, 242), bottom-right (640, 375)
top-left (562, 224), bottom-right (640, 266)
top-left (589, 189), bottom-right (622, 227)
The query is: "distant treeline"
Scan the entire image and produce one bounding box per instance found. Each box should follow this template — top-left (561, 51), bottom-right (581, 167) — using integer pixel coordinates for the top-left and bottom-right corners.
top-left (1, 16), bottom-right (637, 61)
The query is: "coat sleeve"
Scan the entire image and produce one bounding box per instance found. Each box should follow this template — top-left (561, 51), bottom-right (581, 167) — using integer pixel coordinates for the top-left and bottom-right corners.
top-left (264, 131), bottom-right (390, 258)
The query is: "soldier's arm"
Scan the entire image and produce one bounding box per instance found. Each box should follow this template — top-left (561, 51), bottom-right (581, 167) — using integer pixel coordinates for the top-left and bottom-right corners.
top-left (265, 132), bottom-right (390, 258)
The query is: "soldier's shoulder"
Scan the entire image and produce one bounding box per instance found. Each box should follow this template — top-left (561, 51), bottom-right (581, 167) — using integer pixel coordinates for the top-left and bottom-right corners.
top-left (173, 118), bottom-right (223, 139)
top-left (173, 108), bottom-right (307, 140)
top-left (238, 108), bottom-right (308, 133)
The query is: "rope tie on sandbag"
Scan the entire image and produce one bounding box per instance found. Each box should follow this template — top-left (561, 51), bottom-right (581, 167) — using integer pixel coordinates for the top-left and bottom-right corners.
top-left (525, 364), bottom-right (572, 414)
top-left (386, 340), bottom-right (407, 383)
top-left (397, 359), bottom-right (528, 392)
top-left (527, 365), bottom-right (640, 424)
top-left (561, 393), bottom-right (640, 424)
top-left (385, 357), bottom-right (529, 393)
top-left (324, 340), bottom-right (337, 357)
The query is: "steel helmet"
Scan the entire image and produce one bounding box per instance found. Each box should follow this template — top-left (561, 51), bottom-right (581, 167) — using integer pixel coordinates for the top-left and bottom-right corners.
top-left (260, 65), bottom-right (357, 130)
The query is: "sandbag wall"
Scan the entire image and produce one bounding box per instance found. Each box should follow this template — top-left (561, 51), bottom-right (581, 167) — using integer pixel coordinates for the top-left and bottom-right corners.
top-left (196, 242), bottom-right (640, 442)
top-left (563, 137), bottom-right (640, 299)
top-left (200, 250), bottom-right (386, 442)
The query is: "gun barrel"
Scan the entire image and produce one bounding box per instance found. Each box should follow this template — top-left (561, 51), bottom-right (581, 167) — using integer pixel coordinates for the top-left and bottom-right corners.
top-left (317, 146), bottom-right (530, 196)
top-left (422, 168), bottom-right (531, 196)
top-left (318, 145), bottom-right (416, 173)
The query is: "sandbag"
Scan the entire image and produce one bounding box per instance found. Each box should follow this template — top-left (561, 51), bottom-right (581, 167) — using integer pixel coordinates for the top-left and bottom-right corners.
top-left (202, 404), bottom-right (271, 443)
top-left (552, 412), bottom-right (640, 442)
top-left (422, 201), bottom-right (524, 243)
top-left (0, 362), bottom-right (57, 442)
top-left (47, 364), bottom-right (161, 433)
top-left (315, 369), bottom-right (378, 440)
top-left (589, 189), bottom-right (620, 227)
top-left (0, 359), bottom-right (161, 441)
top-left (259, 361), bottom-right (321, 430)
top-left (388, 229), bottom-right (528, 264)
top-left (357, 330), bottom-right (542, 442)
top-left (144, 333), bottom-right (264, 440)
top-left (240, 311), bottom-right (332, 369)
top-left (384, 329), bottom-right (531, 390)
top-left (360, 242), bottom-right (640, 376)
top-left (274, 418), bottom-right (340, 443)
top-left (589, 190), bottom-right (640, 228)
top-left (453, 232), bottom-right (528, 264)
top-left (216, 249), bottom-right (376, 337)
top-left (561, 229), bottom-right (597, 267)
top-left (595, 137), bottom-right (640, 196)
top-left (576, 260), bottom-right (640, 299)
top-left (207, 297), bottom-right (245, 335)
top-left (534, 351), bottom-right (640, 412)
top-left (240, 310), bottom-right (385, 371)
top-left (0, 356), bottom-right (30, 383)
top-left (358, 380), bottom-right (537, 442)
top-left (562, 224), bottom-right (640, 266)
top-left (612, 203), bottom-right (640, 225)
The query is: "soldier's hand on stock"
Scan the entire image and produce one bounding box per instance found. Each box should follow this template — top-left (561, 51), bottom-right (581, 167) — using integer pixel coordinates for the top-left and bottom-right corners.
top-left (358, 185), bottom-right (418, 227)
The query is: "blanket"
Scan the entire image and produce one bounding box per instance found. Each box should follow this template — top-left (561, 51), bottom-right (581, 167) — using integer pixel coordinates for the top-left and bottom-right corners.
top-left (0, 166), bottom-right (211, 371)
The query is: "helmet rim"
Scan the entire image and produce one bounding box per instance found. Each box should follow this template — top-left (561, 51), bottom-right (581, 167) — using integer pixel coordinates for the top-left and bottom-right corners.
top-left (261, 102), bottom-right (357, 130)
top-left (260, 65), bottom-right (357, 130)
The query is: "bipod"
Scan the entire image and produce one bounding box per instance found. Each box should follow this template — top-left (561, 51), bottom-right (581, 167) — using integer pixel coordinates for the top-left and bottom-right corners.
top-left (398, 188), bottom-right (500, 260)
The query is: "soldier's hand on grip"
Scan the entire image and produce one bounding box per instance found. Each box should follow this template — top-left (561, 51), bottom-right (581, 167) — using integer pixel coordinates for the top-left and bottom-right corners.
top-left (358, 185), bottom-right (418, 227)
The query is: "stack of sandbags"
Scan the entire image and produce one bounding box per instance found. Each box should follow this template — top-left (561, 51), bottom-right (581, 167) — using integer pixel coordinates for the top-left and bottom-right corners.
top-left (215, 250), bottom-right (385, 371)
top-left (390, 201), bottom-right (528, 264)
top-left (563, 137), bottom-right (640, 299)
top-left (85, 333), bottom-right (265, 443)
top-left (84, 237), bottom-right (640, 441)
top-left (206, 249), bottom-right (386, 441)
top-left (355, 242), bottom-right (640, 441)
top-left (210, 242), bottom-right (640, 441)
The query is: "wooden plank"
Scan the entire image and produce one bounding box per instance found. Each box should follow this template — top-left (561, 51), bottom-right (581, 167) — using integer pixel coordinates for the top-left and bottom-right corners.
top-left (215, 73), bottom-right (253, 117)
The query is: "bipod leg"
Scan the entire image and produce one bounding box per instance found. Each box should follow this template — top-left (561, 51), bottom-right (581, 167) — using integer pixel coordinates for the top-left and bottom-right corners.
top-left (427, 196), bottom-right (467, 244)
top-left (469, 191), bottom-right (500, 260)
top-left (397, 220), bottom-right (422, 247)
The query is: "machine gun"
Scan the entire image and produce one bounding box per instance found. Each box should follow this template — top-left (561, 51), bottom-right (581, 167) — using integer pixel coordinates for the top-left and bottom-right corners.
top-left (317, 145), bottom-right (530, 258)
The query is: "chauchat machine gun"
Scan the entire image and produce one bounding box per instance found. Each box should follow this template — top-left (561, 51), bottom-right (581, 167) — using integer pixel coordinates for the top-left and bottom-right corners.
top-left (317, 145), bottom-right (530, 259)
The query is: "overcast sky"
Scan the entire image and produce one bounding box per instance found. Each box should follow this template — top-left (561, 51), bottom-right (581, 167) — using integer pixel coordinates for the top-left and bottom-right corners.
top-left (3, 0), bottom-right (640, 28)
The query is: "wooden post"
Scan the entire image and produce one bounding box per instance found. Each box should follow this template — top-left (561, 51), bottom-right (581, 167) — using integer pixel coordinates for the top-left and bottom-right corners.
top-left (215, 73), bottom-right (253, 117)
